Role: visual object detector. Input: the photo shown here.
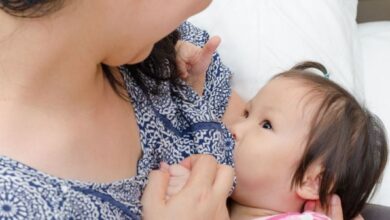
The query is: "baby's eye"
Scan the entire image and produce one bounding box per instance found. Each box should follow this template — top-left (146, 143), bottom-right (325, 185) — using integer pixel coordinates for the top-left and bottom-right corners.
top-left (261, 120), bottom-right (272, 130)
top-left (242, 110), bottom-right (249, 118)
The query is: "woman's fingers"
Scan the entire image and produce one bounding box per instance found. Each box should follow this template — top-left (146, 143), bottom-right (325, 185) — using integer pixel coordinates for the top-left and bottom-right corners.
top-left (179, 156), bottom-right (192, 169)
top-left (184, 155), bottom-right (218, 190)
top-left (176, 57), bottom-right (190, 78)
top-left (352, 214), bottom-right (364, 220)
top-left (200, 36), bottom-right (221, 63)
top-left (143, 155), bottom-right (232, 220)
top-left (175, 40), bottom-right (192, 78)
top-left (328, 195), bottom-right (344, 220)
top-left (190, 36), bottom-right (221, 75)
top-left (142, 170), bottom-right (170, 209)
top-left (303, 195), bottom-right (345, 220)
top-left (212, 164), bottom-right (234, 198)
top-left (175, 36), bottom-right (221, 82)
top-left (303, 200), bottom-right (316, 212)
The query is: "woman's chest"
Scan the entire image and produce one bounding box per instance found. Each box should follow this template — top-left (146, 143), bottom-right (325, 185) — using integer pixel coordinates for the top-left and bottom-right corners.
top-left (58, 98), bottom-right (142, 183)
top-left (0, 95), bottom-right (142, 184)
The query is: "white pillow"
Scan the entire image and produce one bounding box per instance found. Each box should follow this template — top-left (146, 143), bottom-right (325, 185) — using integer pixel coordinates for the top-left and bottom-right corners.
top-left (189, 0), bottom-right (363, 101)
top-left (358, 21), bottom-right (390, 206)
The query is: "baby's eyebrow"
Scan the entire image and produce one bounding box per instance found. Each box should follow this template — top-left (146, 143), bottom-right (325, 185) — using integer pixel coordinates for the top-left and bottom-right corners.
top-left (261, 105), bottom-right (285, 121)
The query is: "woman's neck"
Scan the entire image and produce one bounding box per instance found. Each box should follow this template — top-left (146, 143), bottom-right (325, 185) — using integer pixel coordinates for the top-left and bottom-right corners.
top-left (0, 10), bottom-right (126, 151)
top-left (0, 10), bottom-right (110, 114)
top-left (229, 200), bottom-right (282, 220)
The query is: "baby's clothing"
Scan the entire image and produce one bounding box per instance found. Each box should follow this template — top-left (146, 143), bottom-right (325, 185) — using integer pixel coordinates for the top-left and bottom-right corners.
top-left (253, 211), bottom-right (331, 220)
top-left (0, 21), bottom-right (234, 220)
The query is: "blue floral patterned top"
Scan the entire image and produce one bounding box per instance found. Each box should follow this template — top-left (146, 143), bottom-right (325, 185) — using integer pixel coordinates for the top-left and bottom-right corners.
top-left (0, 22), bottom-right (234, 220)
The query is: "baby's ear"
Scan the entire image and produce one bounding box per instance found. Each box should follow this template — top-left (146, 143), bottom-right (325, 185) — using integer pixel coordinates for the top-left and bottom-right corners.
top-left (295, 163), bottom-right (323, 200)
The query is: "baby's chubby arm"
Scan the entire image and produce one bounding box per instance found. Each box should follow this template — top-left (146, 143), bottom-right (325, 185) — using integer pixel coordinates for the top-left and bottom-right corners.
top-left (160, 162), bottom-right (191, 200)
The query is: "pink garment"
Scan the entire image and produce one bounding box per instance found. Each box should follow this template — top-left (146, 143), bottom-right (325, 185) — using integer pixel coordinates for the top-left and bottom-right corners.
top-left (253, 211), bottom-right (331, 220)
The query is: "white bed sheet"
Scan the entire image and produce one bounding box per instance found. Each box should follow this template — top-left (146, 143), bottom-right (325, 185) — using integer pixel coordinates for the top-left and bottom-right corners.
top-left (359, 21), bottom-right (390, 206)
top-left (188, 0), bottom-right (363, 101)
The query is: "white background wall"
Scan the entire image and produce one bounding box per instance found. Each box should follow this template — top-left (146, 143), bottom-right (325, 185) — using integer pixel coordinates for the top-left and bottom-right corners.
top-left (359, 22), bottom-right (390, 206)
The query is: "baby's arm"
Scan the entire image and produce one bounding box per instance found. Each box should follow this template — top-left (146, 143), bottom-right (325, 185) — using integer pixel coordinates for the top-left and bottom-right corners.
top-left (161, 163), bottom-right (191, 200)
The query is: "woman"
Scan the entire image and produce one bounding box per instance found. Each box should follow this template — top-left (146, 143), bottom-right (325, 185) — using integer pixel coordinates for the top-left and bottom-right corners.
top-left (0, 0), bottom-right (234, 219)
top-left (0, 0), bottom-right (350, 219)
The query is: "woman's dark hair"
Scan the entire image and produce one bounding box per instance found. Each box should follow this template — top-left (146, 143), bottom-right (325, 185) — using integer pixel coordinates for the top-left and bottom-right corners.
top-left (275, 62), bottom-right (388, 219)
top-left (1, 0), bottom-right (181, 97)
top-left (122, 30), bottom-right (181, 95)
top-left (102, 30), bottom-right (181, 98)
top-left (0, 0), bottom-right (64, 17)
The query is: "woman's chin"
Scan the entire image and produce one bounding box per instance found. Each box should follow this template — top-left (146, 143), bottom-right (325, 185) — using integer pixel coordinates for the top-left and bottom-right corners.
top-left (103, 46), bottom-right (154, 66)
top-left (126, 46), bottom-right (154, 65)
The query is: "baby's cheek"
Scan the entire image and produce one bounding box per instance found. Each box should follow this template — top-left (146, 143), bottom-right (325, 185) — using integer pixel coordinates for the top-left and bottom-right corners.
top-left (234, 146), bottom-right (259, 180)
top-left (234, 165), bottom-right (260, 191)
top-left (233, 146), bottom-right (267, 192)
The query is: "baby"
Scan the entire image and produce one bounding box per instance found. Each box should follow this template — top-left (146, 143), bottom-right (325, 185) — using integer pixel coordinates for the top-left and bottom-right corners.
top-left (164, 40), bottom-right (388, 220)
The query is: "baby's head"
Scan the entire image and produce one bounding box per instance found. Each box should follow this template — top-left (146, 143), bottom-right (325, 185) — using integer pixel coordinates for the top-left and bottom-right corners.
top-left (230, 62), bottom-right (388, 219)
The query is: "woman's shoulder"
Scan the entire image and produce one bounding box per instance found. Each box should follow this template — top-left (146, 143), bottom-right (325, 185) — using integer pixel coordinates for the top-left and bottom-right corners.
top-left (178, 21), bottom-right (210, 47)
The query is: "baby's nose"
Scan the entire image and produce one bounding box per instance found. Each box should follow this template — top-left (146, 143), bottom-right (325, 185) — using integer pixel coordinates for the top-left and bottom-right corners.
top-left (229, 121), bottom-right (243, 142)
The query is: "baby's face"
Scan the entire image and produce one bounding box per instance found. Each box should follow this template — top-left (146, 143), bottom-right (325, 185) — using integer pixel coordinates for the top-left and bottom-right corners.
top-left (230, 77), bottom-right (319, 212)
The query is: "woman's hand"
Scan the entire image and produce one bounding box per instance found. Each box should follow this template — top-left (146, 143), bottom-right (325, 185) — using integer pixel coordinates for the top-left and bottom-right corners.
top-left (142, 155), bottom-right (234, 220)
top-left (175, 36), bottom-right (221, 95)
top-left (304, 195), bottom-right (364, 220)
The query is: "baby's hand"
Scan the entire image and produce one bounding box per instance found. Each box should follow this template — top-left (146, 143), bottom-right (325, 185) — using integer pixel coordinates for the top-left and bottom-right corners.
top-left (160, 162), bottom-right (190, 200)
top-left (175, 36), bottom-right (221, 96)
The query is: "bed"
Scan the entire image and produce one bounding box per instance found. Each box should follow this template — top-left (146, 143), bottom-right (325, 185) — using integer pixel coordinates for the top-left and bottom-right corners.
top-left (188, 0), bottom-right (390, 218)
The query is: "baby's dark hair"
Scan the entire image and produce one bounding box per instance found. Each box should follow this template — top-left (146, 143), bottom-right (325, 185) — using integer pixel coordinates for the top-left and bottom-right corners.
top-left (274, 61), bottom-right (388, 219)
